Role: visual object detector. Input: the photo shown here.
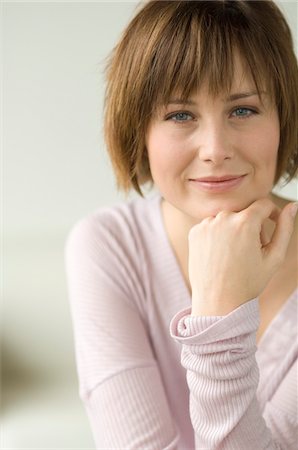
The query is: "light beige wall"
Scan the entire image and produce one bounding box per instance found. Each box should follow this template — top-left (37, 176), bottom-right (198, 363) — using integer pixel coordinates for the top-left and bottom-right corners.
top-left (3, 1), bottom-right (297, 237)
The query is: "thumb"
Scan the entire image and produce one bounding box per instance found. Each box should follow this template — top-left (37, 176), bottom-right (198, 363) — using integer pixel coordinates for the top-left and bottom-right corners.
top-left (264, 202), bottom-right (298, 265)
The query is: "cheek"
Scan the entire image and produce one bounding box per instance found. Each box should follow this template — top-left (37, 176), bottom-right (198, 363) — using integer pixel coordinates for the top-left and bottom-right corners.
top-left (253, 121), bottom-right (280, 169)
top-left (146, 132), bottom-right (169, 175)
top-left (146, 130), bottom-right (189, 176)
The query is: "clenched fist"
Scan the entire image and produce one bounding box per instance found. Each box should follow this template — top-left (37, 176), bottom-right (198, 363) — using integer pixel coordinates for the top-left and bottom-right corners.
top-left (188, 198), bottom-right (297, 316)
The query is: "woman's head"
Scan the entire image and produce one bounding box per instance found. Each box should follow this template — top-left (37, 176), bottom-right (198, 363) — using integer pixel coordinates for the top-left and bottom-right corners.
top-left (104, 0), bottom-right (298, 195)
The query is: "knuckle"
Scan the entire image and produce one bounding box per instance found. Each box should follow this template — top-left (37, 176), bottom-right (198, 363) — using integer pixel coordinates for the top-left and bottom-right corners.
top-left (216, 210), bottom-right (230, 219)
top-left (188, 227), bottom-right (195, 241)
top-left (188, 216), bottom-right (213, 241)
top-left (237, 208), bottom-right (257, 225)
top-left (188, 224), bottom-right (200, 240)
top-left (204, 216), bottom-right (214, 224)
top-left (237, 211), bottom-right (251, 223)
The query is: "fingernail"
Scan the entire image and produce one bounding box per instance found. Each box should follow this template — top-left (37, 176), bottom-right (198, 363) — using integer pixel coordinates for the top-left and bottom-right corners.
top-left (291, 202), bottom-right (298, 218)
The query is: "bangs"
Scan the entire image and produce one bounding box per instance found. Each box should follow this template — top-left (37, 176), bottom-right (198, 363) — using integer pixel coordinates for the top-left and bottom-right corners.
top-left (145, 3), bottom-right (275, 112)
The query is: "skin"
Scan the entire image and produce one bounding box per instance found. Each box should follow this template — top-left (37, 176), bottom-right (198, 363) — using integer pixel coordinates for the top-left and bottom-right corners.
top-left (146, 54), bottom-right (297, 319)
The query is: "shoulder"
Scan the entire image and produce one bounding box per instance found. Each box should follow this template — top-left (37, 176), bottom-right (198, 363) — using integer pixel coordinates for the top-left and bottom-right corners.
top-left (65, 192), bottom-right (162, 263)
top-left (64, 193), bottom-right (163, 315)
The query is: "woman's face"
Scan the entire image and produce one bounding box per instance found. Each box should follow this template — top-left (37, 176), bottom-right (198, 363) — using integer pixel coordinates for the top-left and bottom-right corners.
top-left (145, 54), bottom-right (280, 224)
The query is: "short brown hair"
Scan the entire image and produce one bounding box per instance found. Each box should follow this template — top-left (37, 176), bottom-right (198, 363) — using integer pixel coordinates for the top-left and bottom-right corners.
top-left (104, 0), bottom-right (298, 195)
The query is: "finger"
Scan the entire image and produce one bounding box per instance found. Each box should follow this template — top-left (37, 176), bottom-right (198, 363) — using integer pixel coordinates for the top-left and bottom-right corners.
top-left (263, 202), bottom-right (297, 263)
top-left (260, 222), bottom-right (271, 246)
top-left (244, 198), bottom-right (281, 219)
top-left (240, 198), bottom-right (281, 225)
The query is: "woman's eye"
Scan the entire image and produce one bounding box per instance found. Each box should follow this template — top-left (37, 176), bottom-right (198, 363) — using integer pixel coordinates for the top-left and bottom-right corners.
top-left (231, 107), bottom-right (257, 119)
top-left (166, 112), bottom-right (194, 123)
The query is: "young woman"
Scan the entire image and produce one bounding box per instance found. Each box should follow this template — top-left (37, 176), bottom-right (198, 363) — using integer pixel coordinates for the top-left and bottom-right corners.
top-left (65, 1), bottom-right (298, 448)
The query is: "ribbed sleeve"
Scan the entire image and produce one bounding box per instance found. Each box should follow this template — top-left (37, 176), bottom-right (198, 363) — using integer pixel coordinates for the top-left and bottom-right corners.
top-left (170, 298), bottom-right (294, 449)
top-left (85, 366), bottom-right (179, 450)
top-left (65, 210), bottom-right (179, 449)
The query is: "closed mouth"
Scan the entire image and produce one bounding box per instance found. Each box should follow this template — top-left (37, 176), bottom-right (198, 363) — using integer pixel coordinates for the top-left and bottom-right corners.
top-left (189, 174), bottom-right (246, 182)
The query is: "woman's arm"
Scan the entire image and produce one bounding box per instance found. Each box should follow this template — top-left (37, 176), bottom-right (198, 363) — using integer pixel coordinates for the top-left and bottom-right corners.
top-left (65, 214), bottom-right (179, 449)
top-left (171, 297), bottom-right (297, 449)
top-left (169, 198), bottom-right (297, 449)
top-left (170, 299), bottom-right (285, 449)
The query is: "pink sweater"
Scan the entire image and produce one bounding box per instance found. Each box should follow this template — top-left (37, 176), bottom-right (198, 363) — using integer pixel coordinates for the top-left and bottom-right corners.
top-left (65, 193), bottom-right (297, 449)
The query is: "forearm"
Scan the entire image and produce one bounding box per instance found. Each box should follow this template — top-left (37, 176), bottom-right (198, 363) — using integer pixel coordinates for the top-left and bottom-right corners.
top-left (171, 298), bottom-right (281, 449)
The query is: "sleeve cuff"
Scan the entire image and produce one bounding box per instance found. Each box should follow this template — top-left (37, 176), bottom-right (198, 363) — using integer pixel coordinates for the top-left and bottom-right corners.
top-left (170, 297), bottom-right (260, 345)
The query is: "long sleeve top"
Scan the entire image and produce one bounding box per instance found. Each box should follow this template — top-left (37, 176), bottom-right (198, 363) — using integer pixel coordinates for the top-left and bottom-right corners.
top-left (65, 193), bottom-right (298, 449)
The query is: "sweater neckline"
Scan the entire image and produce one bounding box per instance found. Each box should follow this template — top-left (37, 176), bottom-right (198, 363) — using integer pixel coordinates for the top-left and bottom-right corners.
top-left (152, 193), bottom-right (192, 308)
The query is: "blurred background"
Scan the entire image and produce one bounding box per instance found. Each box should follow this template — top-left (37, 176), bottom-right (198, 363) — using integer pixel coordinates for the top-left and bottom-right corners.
top-left (2, 1), bottom-right (297, 448)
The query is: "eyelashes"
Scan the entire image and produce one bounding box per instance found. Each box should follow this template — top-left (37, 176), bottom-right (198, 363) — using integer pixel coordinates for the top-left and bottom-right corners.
top-left (231, 107), bottom-right (258, 119)
top-left (165, 111), bottom-right (195, 123)
top-left (165, 107), bottom-right (259, 124)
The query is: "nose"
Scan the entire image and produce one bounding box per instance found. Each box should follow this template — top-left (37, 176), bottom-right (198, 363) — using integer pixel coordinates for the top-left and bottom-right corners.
top-left (196, 120), bottom-right (233, 164)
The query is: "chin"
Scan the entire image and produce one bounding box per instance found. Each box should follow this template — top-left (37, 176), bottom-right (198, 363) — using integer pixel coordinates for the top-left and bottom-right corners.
top-left (191, 197), bottom-right (257, 219)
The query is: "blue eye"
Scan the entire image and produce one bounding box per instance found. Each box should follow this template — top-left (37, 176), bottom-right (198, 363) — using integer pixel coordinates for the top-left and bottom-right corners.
top-left (167, 112), bottom-right (193, 123)
top-left (232, 107), bottom-right (256, 119)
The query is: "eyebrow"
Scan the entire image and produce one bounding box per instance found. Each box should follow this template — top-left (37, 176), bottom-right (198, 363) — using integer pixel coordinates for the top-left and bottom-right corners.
top-left (226, 91), bottom-right (259, 101)
top-left (167, 91), bottom-right (260, 106)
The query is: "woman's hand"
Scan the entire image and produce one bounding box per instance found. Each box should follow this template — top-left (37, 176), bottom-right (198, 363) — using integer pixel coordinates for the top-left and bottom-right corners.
top-left (188, 198), bottom-right (297, 316)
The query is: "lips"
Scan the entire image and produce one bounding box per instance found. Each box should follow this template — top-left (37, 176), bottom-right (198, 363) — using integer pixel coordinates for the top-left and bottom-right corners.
top-left (189, 174), bottom-right (247, 192)
top-left (190, 175), bottom-right (245, 182)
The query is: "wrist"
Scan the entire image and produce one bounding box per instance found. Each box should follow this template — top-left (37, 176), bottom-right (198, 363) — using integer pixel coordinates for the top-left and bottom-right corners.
top-left (191, 294), bottom-right (243, 316)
